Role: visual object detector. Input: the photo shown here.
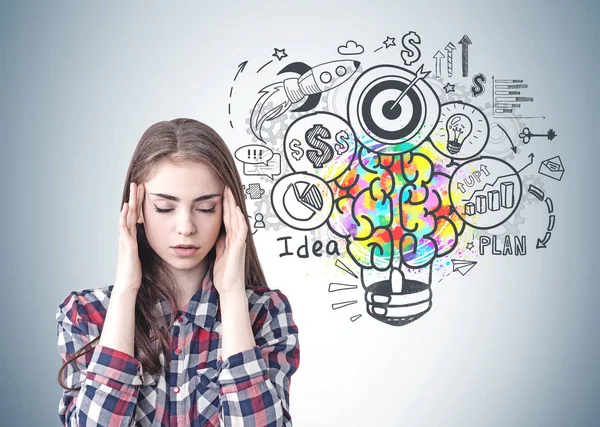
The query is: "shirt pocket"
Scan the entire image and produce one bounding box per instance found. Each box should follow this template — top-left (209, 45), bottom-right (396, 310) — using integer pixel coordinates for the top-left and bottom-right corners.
top-left (194, 366), bottom-right (220, 422)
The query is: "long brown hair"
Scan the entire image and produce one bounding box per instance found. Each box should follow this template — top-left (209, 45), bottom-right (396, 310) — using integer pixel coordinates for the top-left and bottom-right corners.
top-left (58, 118), bottom-right (267, 390)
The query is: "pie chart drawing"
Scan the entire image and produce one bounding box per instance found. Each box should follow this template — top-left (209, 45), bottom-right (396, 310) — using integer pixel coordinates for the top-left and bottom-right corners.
top-left (284, 181), bottom-right (323, 221)
top-left (272, 172), bottom-right (333, 230)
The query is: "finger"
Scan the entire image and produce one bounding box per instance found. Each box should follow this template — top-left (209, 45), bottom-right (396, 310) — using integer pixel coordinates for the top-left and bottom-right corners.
top-left (127, 182), bottom-right (137, 231)
top-left (132, 182), bottom-right (141, 229)
top-left (233, 189), bottom-right (247, 241)
top-left (215, 232), bottom-right (226, 259)
top-left (137, 183), bottom-right (145, 223)
top-left (222, 186), bottom-right (231, 245)
top-left (228, 187), bottom-right (239, 243)
top-left (237, 206), bottom-right (248, 238)
top-left (133, 182), bottom-right (140, 226)
top-left (235, 206), bottom-right (248, 245)
top-left (226, 186), bottom-right (235, 234)
top-left (231, 201), bottom-right (241, 241)
top-left (119, 202), bottom-right (129, 234)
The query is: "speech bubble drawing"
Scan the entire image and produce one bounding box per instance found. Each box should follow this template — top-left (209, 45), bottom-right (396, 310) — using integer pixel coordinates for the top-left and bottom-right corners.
top-left (235, 144), bottom-right (274, 165)
top-left (243, 153), bottom-right (282, 180)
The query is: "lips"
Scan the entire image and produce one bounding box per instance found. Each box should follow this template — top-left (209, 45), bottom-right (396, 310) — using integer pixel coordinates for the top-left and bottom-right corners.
top-left (172, 246), bottom-right (199, 257)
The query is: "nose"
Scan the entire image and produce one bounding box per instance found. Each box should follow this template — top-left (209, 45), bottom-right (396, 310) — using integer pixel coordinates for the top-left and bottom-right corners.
top-left (175, 210), bottom-right (196, 235)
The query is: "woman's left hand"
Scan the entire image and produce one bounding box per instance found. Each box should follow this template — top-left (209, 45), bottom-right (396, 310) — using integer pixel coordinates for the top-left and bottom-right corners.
top-left (213, 186), bottom-right (248, 295)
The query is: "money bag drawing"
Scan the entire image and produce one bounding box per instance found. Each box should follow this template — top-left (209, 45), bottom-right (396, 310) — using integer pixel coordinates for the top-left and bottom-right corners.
top-left (234, 40), bottom-right (558, 327)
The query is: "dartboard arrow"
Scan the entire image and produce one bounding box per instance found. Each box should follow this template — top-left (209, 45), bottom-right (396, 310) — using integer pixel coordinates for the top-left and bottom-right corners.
top-left (390, 64), bottom-right (430, 109)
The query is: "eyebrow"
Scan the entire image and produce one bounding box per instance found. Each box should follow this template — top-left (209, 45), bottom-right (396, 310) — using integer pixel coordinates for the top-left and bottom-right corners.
top-left (149, 193), bottom-right (222, 202)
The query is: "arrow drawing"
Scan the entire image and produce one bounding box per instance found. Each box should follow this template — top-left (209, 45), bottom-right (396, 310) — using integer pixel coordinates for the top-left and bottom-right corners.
top-left (234, 60), bottom-right (248, 81)
top-left (527, 184), bottom-right (545, 202)
top-left (458, 34), bottom-right (472, 77)
top-left (527, 187), bottom-right (555, 249)
top-left (229, 60), bottom-right (249, 128)
top-left (445, 42), bottom-right (456, 77)
top-left (433, 50), bottom-right (444, 78)
top-left (497, 124), bottom-right (517, 154)
top-left (391, 64), bottom-right (430, 109)
top-left (517, 153), bottom-right (534, 174)
top-left (536, 231), bottom-right (552, 249)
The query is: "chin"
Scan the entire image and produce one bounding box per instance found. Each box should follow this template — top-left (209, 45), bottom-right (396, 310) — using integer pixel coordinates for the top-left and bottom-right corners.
top-left (168, 254), bottom-right (207, 269)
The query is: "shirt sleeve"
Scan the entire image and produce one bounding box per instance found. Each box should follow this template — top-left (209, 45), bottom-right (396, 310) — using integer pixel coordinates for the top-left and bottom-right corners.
top-left (56, 291), bottom-right (144, 427)
top-left (216, 289), bottom-right (300, 426)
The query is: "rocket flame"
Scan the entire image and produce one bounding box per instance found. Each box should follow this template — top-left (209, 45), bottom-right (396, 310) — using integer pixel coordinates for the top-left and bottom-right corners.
top-left (250, 82), bottom-right (293, 142)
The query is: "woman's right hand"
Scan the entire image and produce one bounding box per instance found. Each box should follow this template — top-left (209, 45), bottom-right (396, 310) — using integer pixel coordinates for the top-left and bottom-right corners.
top-left (114, 182), bottom-right (145, 294)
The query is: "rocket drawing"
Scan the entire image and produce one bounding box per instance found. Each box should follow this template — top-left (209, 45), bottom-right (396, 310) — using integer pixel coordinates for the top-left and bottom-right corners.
top-left (250, 59), bottom-right (361, 142)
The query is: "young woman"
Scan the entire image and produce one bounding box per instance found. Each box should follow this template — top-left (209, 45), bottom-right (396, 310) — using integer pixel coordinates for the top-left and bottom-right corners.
top-left (56, 118), bottom-right (300, 426)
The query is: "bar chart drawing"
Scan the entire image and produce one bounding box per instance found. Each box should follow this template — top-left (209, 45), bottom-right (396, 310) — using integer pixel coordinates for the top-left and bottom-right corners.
top-left (492, 77), bottom-right (537, 118)
top-left (450, 157), bottom-right (523, 230)
top-left (463, 179), bottom-right (515, 216)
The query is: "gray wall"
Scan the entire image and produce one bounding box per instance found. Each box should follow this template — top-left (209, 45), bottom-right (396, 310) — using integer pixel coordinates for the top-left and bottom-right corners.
top-left (1, 0), bottom-right (597, 426)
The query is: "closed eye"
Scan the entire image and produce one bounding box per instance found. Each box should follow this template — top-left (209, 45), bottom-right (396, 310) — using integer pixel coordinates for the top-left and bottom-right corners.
top-left (153, 206), bottom-right (216, 214)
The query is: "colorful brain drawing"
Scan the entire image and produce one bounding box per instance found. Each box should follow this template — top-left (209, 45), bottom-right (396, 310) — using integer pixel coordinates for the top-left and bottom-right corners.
top-left (328, 141), bottom-right (466, 271)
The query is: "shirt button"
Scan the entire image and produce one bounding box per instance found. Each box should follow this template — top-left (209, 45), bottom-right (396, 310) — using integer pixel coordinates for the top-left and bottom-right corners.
top-left (173, 386), bottom-right (180, 393)
top-left (174, 348), bottom-right (182, 355)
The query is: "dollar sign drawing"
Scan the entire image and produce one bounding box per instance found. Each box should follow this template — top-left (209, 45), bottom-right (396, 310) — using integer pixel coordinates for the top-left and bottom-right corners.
top-left (401, 31), bottom-right (421, 66)
top-left (305, 124), bottom-right (334, 168)
top-left (334, 130), bottom-right (350, 155)
top-left (288, 139), bottom-right (304, 161)
top-left (470, 73), bottom-right (486, 97)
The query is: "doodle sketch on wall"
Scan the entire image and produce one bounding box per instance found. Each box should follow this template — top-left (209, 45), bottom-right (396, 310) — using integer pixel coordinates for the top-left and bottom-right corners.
top-left (226, 34), bottom-right (562, 327)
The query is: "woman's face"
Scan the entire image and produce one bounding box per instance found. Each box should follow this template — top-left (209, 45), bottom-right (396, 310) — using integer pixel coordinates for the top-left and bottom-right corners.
top-left (138, 159), bottom-right (225, 272)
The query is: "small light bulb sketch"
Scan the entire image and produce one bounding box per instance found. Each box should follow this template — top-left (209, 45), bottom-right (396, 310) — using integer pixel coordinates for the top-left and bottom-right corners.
top-left (429, 101), bottom-right (490, 162)
top-left (445, 114), bottom-right (473, 155)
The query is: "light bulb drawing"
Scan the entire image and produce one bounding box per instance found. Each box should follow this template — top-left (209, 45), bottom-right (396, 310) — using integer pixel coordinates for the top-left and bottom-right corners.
top-left (327, 143), bottom-right (465, 326)
top-left (429, 101), bottom-right (490, 162)
top-left (445, 113), bottom-right (473, 154)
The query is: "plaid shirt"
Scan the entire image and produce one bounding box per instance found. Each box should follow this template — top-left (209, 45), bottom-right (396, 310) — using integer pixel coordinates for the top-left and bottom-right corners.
top-left (56, 268), bottom-right (300, 426)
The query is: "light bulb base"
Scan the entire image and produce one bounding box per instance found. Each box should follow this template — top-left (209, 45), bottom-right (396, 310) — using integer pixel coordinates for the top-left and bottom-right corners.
top-left (446, 140), bottom-right (463, 155)
top-left (364, 279), bottom-right (432, 326)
